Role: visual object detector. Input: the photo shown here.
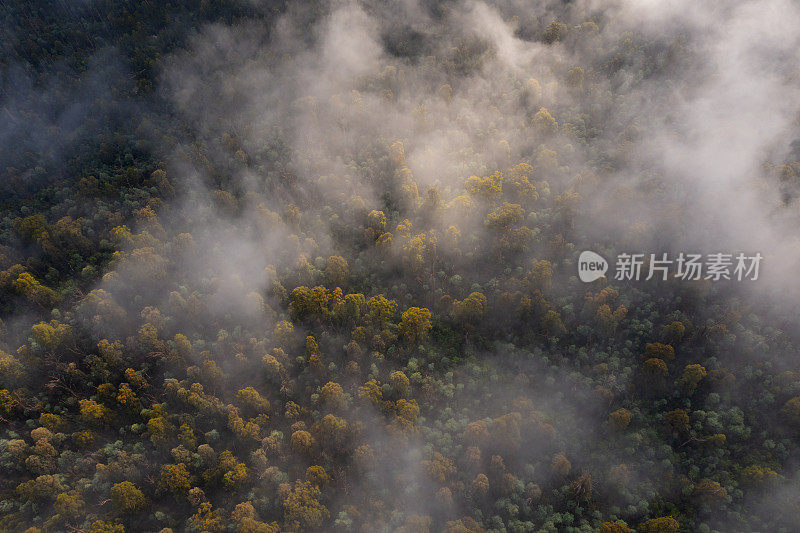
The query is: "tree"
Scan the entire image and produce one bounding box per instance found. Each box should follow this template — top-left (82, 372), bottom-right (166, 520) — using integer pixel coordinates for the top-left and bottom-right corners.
top-left (306, 335), bottom-right (322, 368)
top-left (780, 396), bottom-right (800, 427)
top-left (543, 21), bottom-right (568, 44)
top-left (484, 203), bottom-right (535, 255)
top-left (599, 522), bottom-right (630, 533)
top-left (491, 412), bottom-right (523, 452)
top-left (423, 452), bottom-right (455, 484)
top-left (665, 409), bottom-right (690, 434)
top-left (306, 465), bottom-right (330, 487)
top-left (466, 172), bottom-right (503, 202)
top-left (541, 310), bottom-right (566, 338)
top-left (571, 472), bottom-right (593, 500)
top-left (402, 232), bottom-right (435, 275)
top-left (367, 295), bottom-right (397, 326)
top-left (160, 463), bottom-right (191, 495)
top-left (88, 521), bottom-right (125, 533)
top-left (358, 379), bottom-right (382, 406)
top-left (435, 486), bottom-right (454, 508)
top-left (16, 474), bottom-right (64, 502)
top-left (283, 480), bottom-right (329, 529)
top-left (485, 202), bottom-right (524, 230)
top-left (677, 364), bottom-right (707, 395)
top-left (644, 343), bottom-right (674, 361)
top-left (596, 304), bottom-right (627, 336)
top-left (190, 502), bottom-right (225, 532)
top-left (333, 292), bottom-right (365, 324)
top-left (0, 350), bottom-right (25, 387)
top-left (642, 358), bottom-right (668, 389)
top-left (608, 408), bottom-right (632, 430)
top-left (147, 415), bottom-right (172, 445)
top-left (290, 286), bottom-right (331, 322)
top-left (398, 515), bottom-right (432, 533)
top-left (638, 516), bottom-right (679, 533)
top-left (528, 260), bottom-right (553, 290)
top-left (551, 453), bottom-right (571, 476)
top-left (471, 473), bottom-right (489, 497)
top-left (366, 210), bottom-right (387, 233)
top-left (236, 387), bottom-right (271, 414)
top-left (14, 214), bottom-right (48, 242)
top-left (325, 256), bottom-right (349, 286)
top-left (219, 450), bottom-right (248, 489)
top-left (661, 321), bottom-right (686, 344)
top-left (31, 321), bottom-right (71, 351)
top-left (352, 444), bottom-right (376, 473)
top-left (398, 307), bottom-right (432, 344)
top-left (533, 107), bottom-right (558, 133)
top-left (693, 478), bottom-right (727, 506)
top-left (453, 292), bottom-right (487, 326)
top-left (566, 66), bottom-right (584, 88)
top-left (12, 272), bottom-right (60, 308)
top-left (527, 77), bottom-right (543, 99)
top-left (232, 501), bottom-right (280, 533)
top-left (740, 464), bottom-right (778, 487)
top-left (464, 420), bottom-right (489, 447)
top-left (320, 381), bottom-right (346, 409)
top-left (317, 414), bottom-right (349, 452)
top-left (507, 163), bottom-right (538, 202)
top-left (79, 399), bottom-right (112, 425)
top-left (390, 371), bottom-right (410, 396)
top-left (110, 482), bottom-right (145, 513)
top-left (117, 383), bottom-right (140, 410)
top-left (291, 430), bottom-right (313, 455)
top-left (395, 398), bottom-right (420, 428)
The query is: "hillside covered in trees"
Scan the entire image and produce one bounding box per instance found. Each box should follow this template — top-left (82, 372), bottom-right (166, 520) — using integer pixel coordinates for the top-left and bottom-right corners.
top-left (2, 0), bottom-right (800, 532)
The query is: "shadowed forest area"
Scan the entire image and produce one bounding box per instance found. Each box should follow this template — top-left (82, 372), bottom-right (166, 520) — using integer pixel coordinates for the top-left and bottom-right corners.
top-left (2, 1), bottom-right (800, 532)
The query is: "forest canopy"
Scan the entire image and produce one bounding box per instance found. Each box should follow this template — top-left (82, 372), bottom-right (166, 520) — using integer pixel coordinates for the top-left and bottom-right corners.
top-left (1, 0), bottom-right (800, 532)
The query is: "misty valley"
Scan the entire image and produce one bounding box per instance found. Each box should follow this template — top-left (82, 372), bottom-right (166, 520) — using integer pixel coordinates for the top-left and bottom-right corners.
top-left (1, 1), bottom-right (800, 532)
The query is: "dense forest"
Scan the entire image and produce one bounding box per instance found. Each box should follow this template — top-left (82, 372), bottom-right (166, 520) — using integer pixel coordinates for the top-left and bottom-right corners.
top-left (2, 0), bottom-right (800, 532)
